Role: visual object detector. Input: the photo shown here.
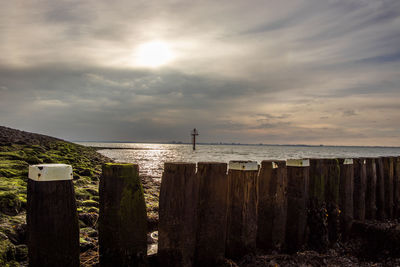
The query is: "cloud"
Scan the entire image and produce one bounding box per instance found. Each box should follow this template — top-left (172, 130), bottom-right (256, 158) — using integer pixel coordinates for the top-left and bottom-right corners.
top-left (256, 113), bottom-right (291, 120)
top-left (343, 110), bottom-right (358, 117)
top-left (0, 0), bottom-right (399, 145)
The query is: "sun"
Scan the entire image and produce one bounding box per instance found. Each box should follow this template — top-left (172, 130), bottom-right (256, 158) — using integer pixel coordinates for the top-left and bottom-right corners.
top-left (134, 41), bottom-right (174, 68)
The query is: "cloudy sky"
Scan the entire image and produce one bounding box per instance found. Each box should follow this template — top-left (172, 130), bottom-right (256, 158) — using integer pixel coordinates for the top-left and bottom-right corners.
top-left (1, 0), bottom-right (400, 145)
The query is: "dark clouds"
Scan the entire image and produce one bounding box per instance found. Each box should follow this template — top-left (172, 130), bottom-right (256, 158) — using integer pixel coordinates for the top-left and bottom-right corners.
top-left (0, 0), bottom-right (400, 145)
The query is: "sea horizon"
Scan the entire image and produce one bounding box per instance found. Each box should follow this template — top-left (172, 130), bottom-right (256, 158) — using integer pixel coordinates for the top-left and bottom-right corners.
top-left (74, 140), bottom-right (400, 149)
top-left (76, 141), bottom-right (400, 178)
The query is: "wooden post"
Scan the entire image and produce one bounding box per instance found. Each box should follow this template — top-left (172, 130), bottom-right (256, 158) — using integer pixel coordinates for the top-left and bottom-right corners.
top-left (226, 161), bottom-right (258, 259)
top-left (307, 158), bottom-right (328, 252)
top-left (285, 159), bottom-right (309, 253)
top-left (257, 160), bottom-right (287, 252)
top-left (99, 163), bottom-right (147, 267)
top-left (376, 157), bottom-right (385, 220)
top-left (309, 159), bottom-right (326, 206)
top-left (353, 158), bottom-right (367, 221)
top-left (158, 163), bottom-right (197, 267)
top-left (195, 162), bottom-right (228, 266)
top-left (394, 157), bottom-right (400, 219)
top-left (338, 158), bottom-right (354, 241)
top-left (191, 128), bottom-right (199, 151)
top-left (27, 164), bottom-right (79, 267)
top-left (323, 159), bottom-right (340, 245)
top-left (383, 157), bottom-right (394, 219)
top-left (365, 158), bottom-right (377, 220)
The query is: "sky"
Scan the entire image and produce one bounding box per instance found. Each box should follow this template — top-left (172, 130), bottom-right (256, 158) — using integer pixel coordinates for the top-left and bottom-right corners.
top-left (1, 0), bottom-right (400, 146)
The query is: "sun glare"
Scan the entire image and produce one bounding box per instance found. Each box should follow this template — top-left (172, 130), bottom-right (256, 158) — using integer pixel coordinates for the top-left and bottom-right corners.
top-left (135, 41), bottom-right (174, 68)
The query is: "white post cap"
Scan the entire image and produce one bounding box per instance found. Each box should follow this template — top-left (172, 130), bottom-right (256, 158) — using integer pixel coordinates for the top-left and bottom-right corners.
top-left (343, 158), bottom-right (354, 165)
top-left (286, 159), bottom-right (310, 167)
top-left (229, 160), bottom-right (258, 171)
top-left (29, 164), bottom-right (73, 181)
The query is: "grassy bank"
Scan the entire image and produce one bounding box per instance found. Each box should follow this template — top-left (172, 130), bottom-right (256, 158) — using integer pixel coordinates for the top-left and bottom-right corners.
top-left (0, 126), bottom-right (159, 266)
top-left (0, 126), bottom-right (110, 266)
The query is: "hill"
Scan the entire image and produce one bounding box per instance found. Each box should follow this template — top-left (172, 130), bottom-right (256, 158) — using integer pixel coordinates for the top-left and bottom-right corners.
top-left (0, 126), bottom-right (110, 266)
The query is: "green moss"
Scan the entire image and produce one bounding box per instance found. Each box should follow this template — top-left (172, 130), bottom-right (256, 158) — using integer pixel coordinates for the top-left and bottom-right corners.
top-left (0, 192), bottom-right (21, 216)
top-left (0, 139), bottom-right (106, 215)
top-left (0, 160), bottom-right (28, 169)
top-left (74, 176), bottom-right (92, 186)
top-left (25, 155), bottom-right (43, 164)
top-left (0, 237), bottom-right (16, 266)
top-left (0, 169), bottom-right (26, 179)
top-left (118, 166), bottom-right (147, 242)
top-left (104, 163), bottom-right (133, 167)
top-left (81, 200), bottom-right (99, 208)
top-left (86, 207), bottom-right (99, 213)
top-left (14, 245), bottom-right (27, 262)
top-left (77, 168), bottom-right (93, 177)
top-left (75, 188), bottom-right (92, 200)
top-left (0, 151), bottom-right (25, 161)
top-left (80, 227), bottom-right (97, 236)
top-left (0, 134), bottom-right (110, 265)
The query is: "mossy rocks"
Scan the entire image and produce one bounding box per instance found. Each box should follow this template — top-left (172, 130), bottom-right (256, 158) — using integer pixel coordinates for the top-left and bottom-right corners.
top-left (0, 192), bottom-right (22, 216)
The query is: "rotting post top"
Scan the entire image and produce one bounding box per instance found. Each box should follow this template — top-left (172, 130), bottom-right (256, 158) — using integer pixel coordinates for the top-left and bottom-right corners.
top-left (28, 164), bottom-right (73, 182)
top-left (342, 158), bottom-right (354, 165)
top-left (286, 159), bottom-right (310, 167)
top-left (229, 160), bottom-right (258, 171)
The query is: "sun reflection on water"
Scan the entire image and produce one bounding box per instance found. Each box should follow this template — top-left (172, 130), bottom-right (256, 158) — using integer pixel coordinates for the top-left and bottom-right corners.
top-left (76, 142), bottom-right (400, 179)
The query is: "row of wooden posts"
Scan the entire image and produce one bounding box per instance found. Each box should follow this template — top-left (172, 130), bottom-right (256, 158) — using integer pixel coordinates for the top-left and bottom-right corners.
top-left (27, 163), bottom-right (148, 267)
top-left (157, 156), bottom-right (400, 266)
top-left (26, 156), bottom-right (400, 267)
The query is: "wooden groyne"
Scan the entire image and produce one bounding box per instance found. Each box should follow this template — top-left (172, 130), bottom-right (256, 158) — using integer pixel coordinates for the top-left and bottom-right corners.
top-left (365, 158), bottom-right (377, 219)
top-left (256, 160), bottom-right (287, 251)
top-left (27, 164), bottom-right (80, 267)
top-left (158, 162), bottom-right (197, 267)
top-left (158, 156), bottom-right (400, 265)
top-left (285, 159), bottom-right (309, 253)
top-left (98, 163), bottom-right (147, 267)
top-left (195, 162), bottom-right (228, 266)
top-left (25, 156), bottom-right (400, 266)
top-left (338, 158), bottom-right (354, 240)
top-left (353, 158), bottom-right (366, 221)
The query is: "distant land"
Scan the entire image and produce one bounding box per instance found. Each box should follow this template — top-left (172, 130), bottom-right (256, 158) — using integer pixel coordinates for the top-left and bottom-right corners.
top-left (75, 140), bottom-right (400, 149)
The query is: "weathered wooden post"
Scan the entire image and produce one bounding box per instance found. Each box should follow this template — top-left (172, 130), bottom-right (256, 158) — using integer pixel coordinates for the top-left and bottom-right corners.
top-left (257, 160), bottom-right (287, 252)
top-left (158, 162), bottom-right (198, 267)
top-left (365, 158), bottom-right (377, 220)
top-left (195, 162), bottom-right (228, 266)
top-left (27, 164), bottom-right (79, 267)
top-left (394, 157), bottom-right (400, 219)
top-left (353, 158), bottom-right (366, 221)
top-left (383, 157), bottom-right (394, 219)
top-left (307, 158), bottom-right (328, 252)
top-left (376, 157), bottom-right (385, 220)
top-left (226, 161), bottom-right (258, 259)
top-left (338, 158), bottom-right (354, 241)
top-left (323, 159), bottom-right (340, 245)
top-left (98, 163), bottom-right (147, 267)
top-left (191, 128), bottom-right (199, 151)
top-left (285, 159), bottom-right (309, 253)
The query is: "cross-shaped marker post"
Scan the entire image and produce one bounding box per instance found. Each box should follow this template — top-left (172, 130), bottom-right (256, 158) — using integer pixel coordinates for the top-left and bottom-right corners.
top-left (191, 128), bottom-right (199, 150)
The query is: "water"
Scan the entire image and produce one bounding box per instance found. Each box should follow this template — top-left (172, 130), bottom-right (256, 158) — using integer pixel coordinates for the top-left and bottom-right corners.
top-left (77, 142), bottom-right (400, 179)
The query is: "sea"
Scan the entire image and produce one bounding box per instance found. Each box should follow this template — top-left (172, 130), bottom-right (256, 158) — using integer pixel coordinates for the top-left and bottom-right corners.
top-left (76, 142), bottom-right (400, 179)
